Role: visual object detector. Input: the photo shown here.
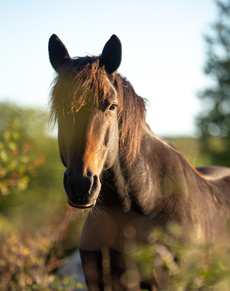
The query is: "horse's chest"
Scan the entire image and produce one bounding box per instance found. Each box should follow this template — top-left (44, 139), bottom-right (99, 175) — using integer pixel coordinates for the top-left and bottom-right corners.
top-left (80, 209), bottom-right (154, 252)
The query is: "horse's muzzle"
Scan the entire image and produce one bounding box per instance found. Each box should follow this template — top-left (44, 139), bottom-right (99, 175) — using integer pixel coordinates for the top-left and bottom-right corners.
top-left (63, 171), bottom-right (101, 208)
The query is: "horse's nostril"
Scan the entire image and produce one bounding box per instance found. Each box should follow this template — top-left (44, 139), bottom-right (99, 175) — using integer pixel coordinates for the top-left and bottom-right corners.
top-left (87, 171), bottom-right (93, 178)
top-left (92, 175), bottom-right (98, 191)
top-left (64, 170), bottom-right (100, 197)
top-left (86, 172), bottom-right (99, 192)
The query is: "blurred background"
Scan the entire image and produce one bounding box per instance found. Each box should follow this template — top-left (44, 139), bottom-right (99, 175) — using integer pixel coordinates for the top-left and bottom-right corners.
top-left (1, 0), bottom-right (230, 289)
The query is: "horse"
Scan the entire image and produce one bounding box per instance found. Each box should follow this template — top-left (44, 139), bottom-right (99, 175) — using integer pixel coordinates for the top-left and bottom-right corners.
top-left (48, 34), bottom-right (230, 290)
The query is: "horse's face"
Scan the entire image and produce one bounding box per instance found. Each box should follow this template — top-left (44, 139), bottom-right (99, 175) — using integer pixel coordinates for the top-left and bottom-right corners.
top-left (57, 83), bottom-right (119, 208)
top-left (49, 34), bottom-right (122, 208)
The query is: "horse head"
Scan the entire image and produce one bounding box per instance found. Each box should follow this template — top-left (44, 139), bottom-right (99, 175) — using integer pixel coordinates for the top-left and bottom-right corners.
top-left (48, 34), bottom-right (122, 208)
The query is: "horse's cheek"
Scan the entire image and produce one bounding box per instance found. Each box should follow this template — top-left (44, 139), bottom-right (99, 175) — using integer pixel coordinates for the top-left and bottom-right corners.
top-left (104, 123), bottom-right (119, 169)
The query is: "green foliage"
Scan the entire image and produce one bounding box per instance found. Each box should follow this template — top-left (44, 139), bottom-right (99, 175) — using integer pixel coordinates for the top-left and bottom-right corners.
top-left (124, 225), bottom-right (230, 290)
top-left (0, 103), bottom-right (48, 142)
top-left (165, 137), bottom-right (212, 167)
top-left (0, 102), bottom-right (60, 211)
top-left (0, 118), bottom-right (45, 196)
top-left (197, 0), bottom-right (230, 166)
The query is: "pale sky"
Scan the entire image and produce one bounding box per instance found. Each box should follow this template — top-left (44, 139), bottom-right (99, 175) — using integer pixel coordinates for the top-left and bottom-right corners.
top-left (1, 0), bottom-right (217, 137)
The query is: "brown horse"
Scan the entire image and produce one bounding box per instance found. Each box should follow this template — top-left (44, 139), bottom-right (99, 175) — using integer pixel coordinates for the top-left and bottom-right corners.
top-left (48, 34), bottom-right (230, 290)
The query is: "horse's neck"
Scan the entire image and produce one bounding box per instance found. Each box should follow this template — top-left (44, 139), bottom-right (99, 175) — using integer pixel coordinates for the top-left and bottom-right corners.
top-left (106, 125), bottom-right (202, 222)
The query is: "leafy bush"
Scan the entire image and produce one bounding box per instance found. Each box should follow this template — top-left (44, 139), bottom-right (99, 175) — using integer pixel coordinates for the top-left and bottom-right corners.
top-left (0, 228), bottom-right (84, 291)
top-left (0, 118), bottom-right (45, 196)
top-left (123, 224), bottom-right (230, 290)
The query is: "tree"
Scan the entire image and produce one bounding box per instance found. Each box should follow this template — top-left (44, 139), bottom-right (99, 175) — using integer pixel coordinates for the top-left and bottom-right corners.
top-left (197, 0), bottom-right (230, 166)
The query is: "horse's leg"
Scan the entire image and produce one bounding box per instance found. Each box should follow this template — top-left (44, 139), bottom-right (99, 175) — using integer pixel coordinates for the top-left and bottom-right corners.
top-left (80, 248), bottom-right (126, 291)
top-left (79, 249), bottom-right (103, 291)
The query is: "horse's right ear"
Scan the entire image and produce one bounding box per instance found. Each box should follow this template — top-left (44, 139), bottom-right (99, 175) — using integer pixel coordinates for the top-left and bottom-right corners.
top-left (48, 34), bottom-right (70, 73)
top-left (100, 35), bottom-right (122, 75)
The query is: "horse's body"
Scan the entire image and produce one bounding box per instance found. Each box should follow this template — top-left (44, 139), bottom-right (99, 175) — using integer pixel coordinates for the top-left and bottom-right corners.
top-left (48, 34), bottom-right (230, 290)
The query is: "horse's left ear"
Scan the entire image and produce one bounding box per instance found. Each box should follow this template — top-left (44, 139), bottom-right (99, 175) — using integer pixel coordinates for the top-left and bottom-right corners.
top-left (100, 35), bottom-right (122, 74)
top-left (48, 34), bottom-right (70, 73)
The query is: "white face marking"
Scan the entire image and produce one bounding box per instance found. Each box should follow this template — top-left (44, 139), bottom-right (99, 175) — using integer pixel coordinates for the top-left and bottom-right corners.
top-left (105, 76), bottom-right (117, 99)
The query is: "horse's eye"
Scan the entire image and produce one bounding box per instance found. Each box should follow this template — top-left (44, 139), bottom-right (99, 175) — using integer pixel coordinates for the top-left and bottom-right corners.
top-left (109, 104), bottom-right (118, 112)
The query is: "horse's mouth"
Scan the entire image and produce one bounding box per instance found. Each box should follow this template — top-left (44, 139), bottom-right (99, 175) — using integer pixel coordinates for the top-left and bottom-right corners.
top-left (68, 200), bottom-right (95, 209)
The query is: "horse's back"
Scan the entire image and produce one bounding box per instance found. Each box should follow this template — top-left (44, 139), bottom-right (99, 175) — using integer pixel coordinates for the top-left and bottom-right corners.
top-left (196, 165), bottom-right (230, 181)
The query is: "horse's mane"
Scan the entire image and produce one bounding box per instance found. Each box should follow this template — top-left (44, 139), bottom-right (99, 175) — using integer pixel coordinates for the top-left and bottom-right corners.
top-left (116, 75), bottom-right (147, 161)
top-left (49, 57), bottom-right (147, 162)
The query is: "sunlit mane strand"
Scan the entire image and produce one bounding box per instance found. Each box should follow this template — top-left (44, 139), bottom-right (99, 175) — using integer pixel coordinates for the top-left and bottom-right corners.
top-left (49, 57), bottom-right (147, 163)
